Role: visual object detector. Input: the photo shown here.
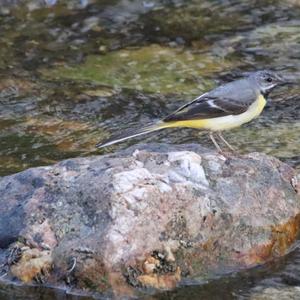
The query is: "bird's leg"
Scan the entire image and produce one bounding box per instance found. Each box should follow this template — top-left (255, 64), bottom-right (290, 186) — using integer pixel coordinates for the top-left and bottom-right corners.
top-left (209, 132), bottom-right (222, 152)
top-left (217, 132), bottom-right (235, 152)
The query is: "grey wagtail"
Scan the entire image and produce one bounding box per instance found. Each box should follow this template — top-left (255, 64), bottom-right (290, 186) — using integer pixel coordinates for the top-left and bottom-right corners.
top-left (96, 70), bottom-right (286, 151)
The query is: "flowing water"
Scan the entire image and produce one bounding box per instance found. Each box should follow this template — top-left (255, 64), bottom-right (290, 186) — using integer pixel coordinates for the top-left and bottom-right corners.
top-left (0, 0), bottom-right (299, 299)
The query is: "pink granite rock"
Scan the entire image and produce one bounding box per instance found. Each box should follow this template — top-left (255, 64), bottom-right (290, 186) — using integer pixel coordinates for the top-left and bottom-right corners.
top-left (0, 144), bottom-right (299, 298)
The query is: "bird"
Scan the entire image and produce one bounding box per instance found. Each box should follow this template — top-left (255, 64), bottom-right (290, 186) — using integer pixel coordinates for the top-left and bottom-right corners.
top-left (96, 70), bottom-right (286, 151)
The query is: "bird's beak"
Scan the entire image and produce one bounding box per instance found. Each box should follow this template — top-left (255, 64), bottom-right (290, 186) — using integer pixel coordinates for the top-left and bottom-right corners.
top-left (277, 74), bottom-right (296, 86)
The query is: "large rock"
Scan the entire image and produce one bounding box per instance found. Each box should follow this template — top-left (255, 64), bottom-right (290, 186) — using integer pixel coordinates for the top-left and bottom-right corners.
top-left (0, 144), bottom-right (299, 298)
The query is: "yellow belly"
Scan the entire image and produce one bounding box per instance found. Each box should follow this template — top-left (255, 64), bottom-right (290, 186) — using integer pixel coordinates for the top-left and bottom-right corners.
top-left (164, 94), bottom-right (266, 131)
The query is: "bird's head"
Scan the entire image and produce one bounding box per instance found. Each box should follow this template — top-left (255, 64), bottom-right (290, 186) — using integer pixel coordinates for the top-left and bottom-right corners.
top-left (250, 70), bottom-right (285, 96)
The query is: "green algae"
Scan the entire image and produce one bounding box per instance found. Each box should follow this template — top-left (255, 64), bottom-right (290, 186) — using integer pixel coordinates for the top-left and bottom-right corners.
top-left (41, 44), bottom-right (236, 95)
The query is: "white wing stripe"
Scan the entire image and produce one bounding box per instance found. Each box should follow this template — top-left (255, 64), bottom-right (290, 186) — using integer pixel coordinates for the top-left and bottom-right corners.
top-left (193, 92), bottom-right (208, 101)
top-left (207, 99), bottom-right (223, 110)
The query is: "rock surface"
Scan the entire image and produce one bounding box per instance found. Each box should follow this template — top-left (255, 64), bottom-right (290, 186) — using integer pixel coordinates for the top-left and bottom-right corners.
top-left (0, 143), bottom-right (299, 298)
top-left (250, 286), bottom-right (300, 300)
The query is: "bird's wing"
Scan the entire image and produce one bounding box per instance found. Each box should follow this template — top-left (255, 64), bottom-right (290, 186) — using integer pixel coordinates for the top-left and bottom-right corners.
top-left (163, 93), bottom-right (254, 122)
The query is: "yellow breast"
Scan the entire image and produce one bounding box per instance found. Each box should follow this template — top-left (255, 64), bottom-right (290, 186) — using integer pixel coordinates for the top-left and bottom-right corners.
top-left (164, 94), bottom-right (266, 131)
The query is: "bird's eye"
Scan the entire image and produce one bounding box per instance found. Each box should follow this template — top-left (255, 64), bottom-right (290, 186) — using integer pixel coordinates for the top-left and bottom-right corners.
top-left (266, 77), bottom-right (273, 83)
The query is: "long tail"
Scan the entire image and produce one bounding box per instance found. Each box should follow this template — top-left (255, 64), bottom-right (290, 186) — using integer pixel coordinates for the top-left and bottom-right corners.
top-left (96, 121), bottom-right (171, 148)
